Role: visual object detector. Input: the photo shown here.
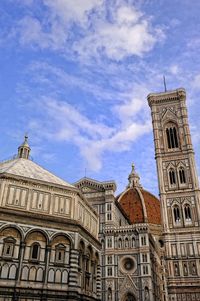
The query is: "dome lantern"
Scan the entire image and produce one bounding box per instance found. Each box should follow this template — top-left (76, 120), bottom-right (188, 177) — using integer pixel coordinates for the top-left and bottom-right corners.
top-left (18, 135), bottom-right (31, 159)
top-left (127, 163), bottom-right (142, 189)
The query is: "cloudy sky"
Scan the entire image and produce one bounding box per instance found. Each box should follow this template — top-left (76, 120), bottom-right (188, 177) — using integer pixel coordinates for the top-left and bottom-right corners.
top-left (1, 0), bottom-right (200, 195)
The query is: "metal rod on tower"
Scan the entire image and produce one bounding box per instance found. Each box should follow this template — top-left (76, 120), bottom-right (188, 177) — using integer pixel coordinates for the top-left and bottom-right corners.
top-left (163, 76), bottom-right (167, 92)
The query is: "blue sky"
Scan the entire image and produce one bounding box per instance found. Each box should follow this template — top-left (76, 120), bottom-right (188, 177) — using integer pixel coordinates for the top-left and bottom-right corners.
top-left (1, 0), bottom-right (200, 196)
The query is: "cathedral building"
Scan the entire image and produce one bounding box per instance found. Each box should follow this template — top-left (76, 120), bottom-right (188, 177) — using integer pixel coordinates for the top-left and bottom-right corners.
top-left (0, 87), bottom-right (199, 301)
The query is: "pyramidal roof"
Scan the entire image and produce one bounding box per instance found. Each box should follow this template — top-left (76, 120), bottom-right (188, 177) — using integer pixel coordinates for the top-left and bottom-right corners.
top-left (0, 157), bottom-right (74, 188)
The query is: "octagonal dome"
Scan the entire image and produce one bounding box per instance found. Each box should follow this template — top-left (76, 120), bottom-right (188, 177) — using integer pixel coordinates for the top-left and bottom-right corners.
top-left (118, 165), bottom-right (161, 225)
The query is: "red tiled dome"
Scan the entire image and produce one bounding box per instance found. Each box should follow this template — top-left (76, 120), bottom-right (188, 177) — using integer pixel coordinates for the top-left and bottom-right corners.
top-left (118, 187), bottom-right (161, 225)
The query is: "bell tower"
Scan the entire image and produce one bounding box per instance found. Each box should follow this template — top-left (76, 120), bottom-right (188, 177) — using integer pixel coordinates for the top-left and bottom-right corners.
top-left (148, 88), bottom-right (200, 301)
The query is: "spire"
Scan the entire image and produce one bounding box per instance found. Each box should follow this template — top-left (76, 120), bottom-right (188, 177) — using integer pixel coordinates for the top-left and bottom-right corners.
top-left (18, 135), bottom-right (31, 159)
top-left (127, 163), bottom-right (142, 188)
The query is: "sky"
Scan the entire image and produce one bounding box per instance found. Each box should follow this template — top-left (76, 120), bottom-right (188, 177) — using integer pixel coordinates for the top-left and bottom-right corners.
top-left (1, 0), bottom-right (200, 196)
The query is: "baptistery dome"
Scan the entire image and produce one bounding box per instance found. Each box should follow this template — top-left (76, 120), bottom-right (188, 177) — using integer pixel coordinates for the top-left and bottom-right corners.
top-left (118, 164), bottom-right (161, 225)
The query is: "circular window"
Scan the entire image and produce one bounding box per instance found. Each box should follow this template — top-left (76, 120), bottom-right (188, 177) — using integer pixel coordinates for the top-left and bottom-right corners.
top-left (120, 256), bottom-right (136, 274)
top-left (124, 258), bottom-right (134, 271)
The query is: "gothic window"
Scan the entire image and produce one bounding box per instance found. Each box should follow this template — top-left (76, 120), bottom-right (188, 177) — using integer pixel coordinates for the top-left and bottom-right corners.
top-left (143, 265), bottom-right (148, 275)
top-left (30, 243), bottom-right (40, 261)
top-left (107, 213), bottom-right (112, 220)
top-left (2, 237), bottom-right (16, 258)
top-left (166, 125), bottom-right (179, 149)
top-left (118, 238), bottom-right (122, 248)
top-left (107, 267), bottom-right (112, 276)
top-left (55, 244), bottom-right (65, 264)
top-left (142, 254), bottom-right (147, 262)
top-left (131, 237), bottom-right (135, 247)
top-left (107, 255), bottom-right (112, 264)
top-left (179, 167), bottom-right (186, 184)
top-left (125, 237), bottom-right (129, 248)
top-left (184, 204), bottom-right (192, 221)
top-left (169, 169), bottom-right (176, 185)
top-left (141, 236), bottom-right (146, 246)
top-left (107, 203), bottom-right (112, 211)
top-left (173, 206), bottom-right (181, 223)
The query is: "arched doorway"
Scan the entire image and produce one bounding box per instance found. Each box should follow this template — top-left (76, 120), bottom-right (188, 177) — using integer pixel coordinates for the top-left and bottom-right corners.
top-left (123, 292), bottom-right (136, 301)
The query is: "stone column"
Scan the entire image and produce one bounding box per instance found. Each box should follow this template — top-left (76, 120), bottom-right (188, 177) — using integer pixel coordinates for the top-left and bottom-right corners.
top-left (96, 263), bottom-right (101, 299)
top-left (16, 242), bottom-right (26, 283)
top-left (43, 245), bottom-right (51, 284)
top-left (68, 249), bottom-right (80, 289)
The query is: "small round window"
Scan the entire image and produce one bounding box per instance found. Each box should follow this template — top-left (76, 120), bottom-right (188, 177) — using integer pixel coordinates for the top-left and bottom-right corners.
top-left (120, 256), bottom-right (136, 274)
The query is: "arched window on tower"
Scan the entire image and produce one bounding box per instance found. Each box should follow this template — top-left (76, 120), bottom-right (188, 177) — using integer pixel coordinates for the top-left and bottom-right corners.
top-left (166, 125), bottom-right (179, 149)
top-left (179, 167), bottom-right (186, 184)
top-left (173, 206), bottom-right (181, 223)
top-left (169, 169), bottom-right (176, 185)
top-left (184, 204), bottom-right (192, 221)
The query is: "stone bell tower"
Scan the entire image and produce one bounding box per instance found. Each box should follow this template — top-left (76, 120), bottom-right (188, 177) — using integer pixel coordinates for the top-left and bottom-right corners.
top-left (148, 88), bottom-right (200, 301)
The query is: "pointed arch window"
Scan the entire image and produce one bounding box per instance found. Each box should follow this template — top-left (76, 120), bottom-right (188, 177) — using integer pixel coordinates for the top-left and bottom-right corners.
top-left (118, 238), bottom-right (122, 248)
top-left (173, 206), bottom-right (181, 223)
top-left (169, 169), bottom-right (176, 185)
top-left (179, 167), bottom-right (186, 184)
top-left (166, 125), bottom-right (179, 149)
top-left (131, 237), bottom-right (135, 248)
top-left (125, 237), bottom-right (129, 248)
top-left (184, 204), bottom-right (192, 221)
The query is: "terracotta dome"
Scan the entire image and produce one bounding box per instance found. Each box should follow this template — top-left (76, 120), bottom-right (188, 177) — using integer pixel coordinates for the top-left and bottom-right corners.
top-left (118, 164), bottom-right (161, 225)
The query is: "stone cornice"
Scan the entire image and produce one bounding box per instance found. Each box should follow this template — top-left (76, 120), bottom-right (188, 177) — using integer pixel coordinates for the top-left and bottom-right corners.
top-left (147, 88), bottom-right (186, 107)
top-left (0, 175), bottom-right (99, 218)
top-left (0, 208), bottom-right (101, 246)
top-left (74, 177), bottom-right (116, 192)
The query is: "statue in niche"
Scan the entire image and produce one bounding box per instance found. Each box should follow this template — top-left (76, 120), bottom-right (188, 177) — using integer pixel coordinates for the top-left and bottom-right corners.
top-left (144, 287), bottom-right (150, 301)
top-left (192, 263), bottom-right (196, 275)
top-left (174, 263), bottom-right (179, 275)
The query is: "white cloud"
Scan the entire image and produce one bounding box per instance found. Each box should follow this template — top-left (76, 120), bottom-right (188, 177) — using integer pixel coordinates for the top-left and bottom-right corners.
top-left (28, 94), bottom-right (151, 171)
top-left (191, 74), bottom-right (200, 90)
top-left (18, 16), bottom-right (67, 50)
top-left (73, 2), bottom-right (160, 61)
top-left (75, 19), bottom-right (156, 61)
top-left (44, 0), bottom-right (103, 25)
top-left (114, 84), bottom-right (149, 126)
top-left (15, 0), bottom-right (164, 61)
top-left (169, 64), bottom-right (180, 75)
top-left (115, 5), bottom-right (142, 25)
